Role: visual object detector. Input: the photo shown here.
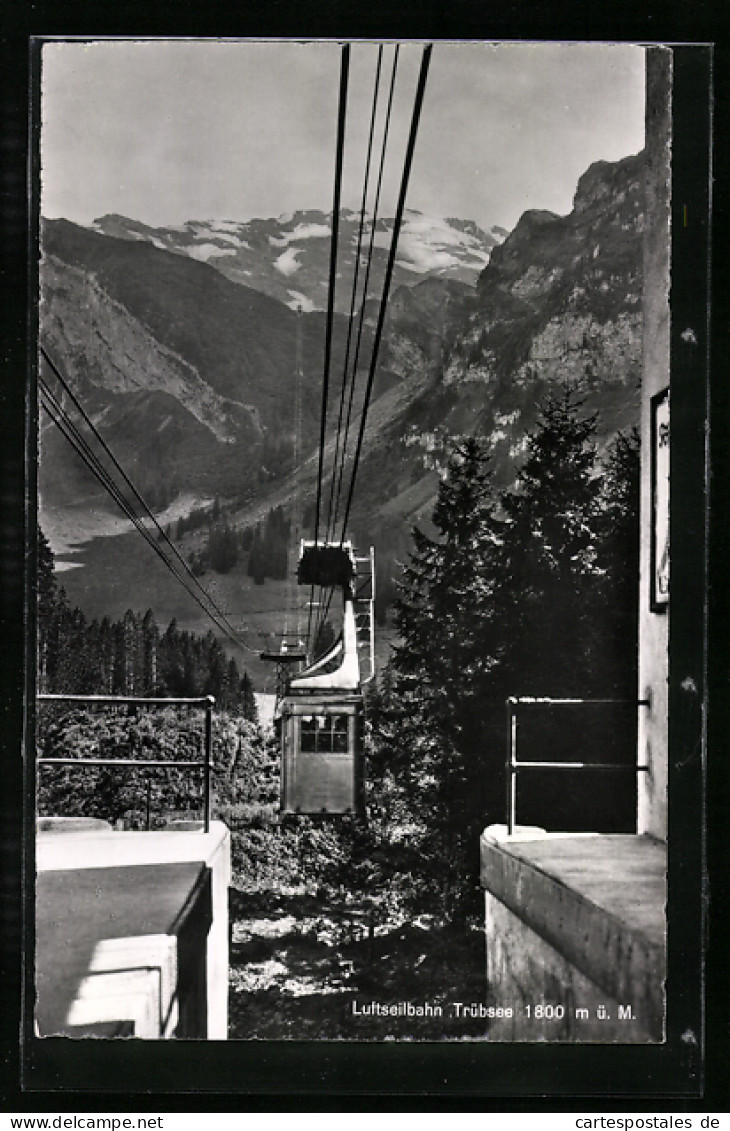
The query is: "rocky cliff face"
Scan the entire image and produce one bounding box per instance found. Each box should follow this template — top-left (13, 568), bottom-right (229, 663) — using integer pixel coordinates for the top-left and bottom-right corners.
top-left (446, 152), bottom-right (643, 401)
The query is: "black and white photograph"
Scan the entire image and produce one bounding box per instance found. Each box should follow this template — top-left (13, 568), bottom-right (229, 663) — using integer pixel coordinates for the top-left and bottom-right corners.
top-left (27, 36), bottom-right (709, 1076)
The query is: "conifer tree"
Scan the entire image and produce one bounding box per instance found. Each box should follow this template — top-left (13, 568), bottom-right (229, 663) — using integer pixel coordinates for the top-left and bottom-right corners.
top-left (373, 393), bottom-right (641, 910)
top-left (494, 387), bottom-right (603, 697)
top-left (595, 428), bottom-right (640, 696)
top-left (386, 437), bottom-right (503, 911)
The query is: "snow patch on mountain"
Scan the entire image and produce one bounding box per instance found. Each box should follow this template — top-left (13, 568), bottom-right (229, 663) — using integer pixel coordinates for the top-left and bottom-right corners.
top-left (396, 247), bottom-right (462, 272)
top-left (201, 232), bottom-right (248, 249)
top-left (269, 222), bottom-right (331, 247)
top-left (274, 247), bottom-right (302, 276)
top-left (208, 219), bottom-right (245, 234)
top-left (374, 214), bottom-right (495, 273)
top-left (187, 242), bottom-right (238, 261)
top-left (286, 290), bottom-right (316, 312)
top-left (283, 221), bottom-right (331, 243)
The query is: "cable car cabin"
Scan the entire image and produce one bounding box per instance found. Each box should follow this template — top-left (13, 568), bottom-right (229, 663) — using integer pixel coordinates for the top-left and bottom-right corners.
top-left (280, 693), bottom-right (364, 816)
top-left (279, 590), bottom-right (364, 817)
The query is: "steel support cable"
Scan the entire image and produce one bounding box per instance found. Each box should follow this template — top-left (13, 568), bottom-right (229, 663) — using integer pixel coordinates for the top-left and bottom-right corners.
top-left (339, 44), bottom-right (432, 541)
top-left (324, 44), bottom-right (384, 545)
top-left (305, 581), bottom-right (324, 663)
top-left (39, 379), bottom-right (256, 654)
top-left (40, 388), bottom-right (247, 653)
top-left (316, 45), bottom-right (401, 645)
top-left (312, 583), bottom-right (336, 662)
top-left (307, 43), bottom-right (350, 658)
top-left (329, 44), bottom-right (400, 545)
top-left (284, 308), bottom-right (303, 643)
top-left (315, 44), bottom-right (401, 642)
top-left (294, 309), bottom-right (305, 646)
top-left (311, 581), bottom-right (328, 659)
top-left (39, 383), bottom-right (246, 650)
top-left (40, 348), bottom-right (259, 653)
top-left (316, 46), bottom-right (398, 646)
top-left (39, 385), bottom-right (232, 639)
top-left (313, 43), bottom-right (350, 547)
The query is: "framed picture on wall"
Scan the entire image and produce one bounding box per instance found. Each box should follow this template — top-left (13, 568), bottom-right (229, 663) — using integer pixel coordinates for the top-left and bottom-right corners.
top-left (651, 386), bottom-right (670, 612)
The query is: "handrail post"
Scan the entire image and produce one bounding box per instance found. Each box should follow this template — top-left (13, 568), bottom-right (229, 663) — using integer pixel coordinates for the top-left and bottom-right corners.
top-left (506, 697), bottom-right (518, 835)
top-left (204, 696), bottom-right (214, 833)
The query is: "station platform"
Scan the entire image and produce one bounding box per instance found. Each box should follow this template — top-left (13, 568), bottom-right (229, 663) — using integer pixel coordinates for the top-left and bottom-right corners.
top-left (35, 820), bottom-right (231, 1039)
top-left (480, 827), bottom-right (666, 1042)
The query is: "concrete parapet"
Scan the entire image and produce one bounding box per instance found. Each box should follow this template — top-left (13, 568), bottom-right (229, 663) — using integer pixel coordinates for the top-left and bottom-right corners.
top-left (36, 821), bottom-right (231, 1039)
top-left (480, 826), bottom-right (666, 1042)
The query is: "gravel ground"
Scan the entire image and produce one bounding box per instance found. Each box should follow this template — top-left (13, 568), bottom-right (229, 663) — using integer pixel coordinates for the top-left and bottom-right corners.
top-left (227, 886), bottom-right (491, 1041)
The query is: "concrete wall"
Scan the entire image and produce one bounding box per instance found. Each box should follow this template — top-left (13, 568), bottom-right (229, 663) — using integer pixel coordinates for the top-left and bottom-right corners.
top-left (484, 894), bottom-right (656, 1043)
top-left (638, 48), bottom-right (672, 840)
top-left (36, 821), bottom-right (231, 1039)
top-left (480, 828), bottom-right (666, 1043)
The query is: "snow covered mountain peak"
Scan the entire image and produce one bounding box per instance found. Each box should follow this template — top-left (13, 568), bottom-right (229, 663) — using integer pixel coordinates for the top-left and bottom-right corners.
top-left (90, 208), bottom-right (505, 313)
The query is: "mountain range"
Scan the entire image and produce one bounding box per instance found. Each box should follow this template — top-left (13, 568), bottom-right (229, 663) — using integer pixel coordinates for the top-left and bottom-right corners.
top-left (39, 150), bottom-right (644, 678)
top-left (90, 209), bottom-right (508, 314)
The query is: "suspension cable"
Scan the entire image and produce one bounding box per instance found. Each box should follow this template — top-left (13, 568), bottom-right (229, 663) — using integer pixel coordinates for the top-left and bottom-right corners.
top-left (39, 365), bottom-right (258, 653)
top-left (40, 348), bottom-right (257, 649)
top-left (313, 43), bottom-right (350, 546)
top-left (39, 385), bottom-right (238, 647)
top-left (330, 44), bottom-right (400, 544)
top-left (314, 46), bottom-right (401, 648)
top-left (314, 43), bottom-right (407, 645)
top-left (324, 44), bottom-right (383, 544)
top-left (339, 44), bottom-right (432, 540)
top-left (39, 382), bottom-right (248, 651)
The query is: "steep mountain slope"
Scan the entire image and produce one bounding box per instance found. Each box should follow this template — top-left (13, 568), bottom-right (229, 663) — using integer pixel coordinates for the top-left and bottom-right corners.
top-left (90, 209), bottom-right (505, 312)
top-left (39, 216), bottom-right (482, 530)
top-left (40, 219), bottom-right (349, 518)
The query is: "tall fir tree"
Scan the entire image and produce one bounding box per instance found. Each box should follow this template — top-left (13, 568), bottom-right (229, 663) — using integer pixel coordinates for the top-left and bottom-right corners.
top-left (385, 437), bottom-right (504, 913)
top-left (494, 387), bottom-right (604, 697)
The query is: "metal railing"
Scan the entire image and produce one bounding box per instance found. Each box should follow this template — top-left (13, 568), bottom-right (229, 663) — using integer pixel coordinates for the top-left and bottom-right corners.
top-left (505, 695), bottom-right (650, 835)
top-left (36, 694), bottom-right (215, 833)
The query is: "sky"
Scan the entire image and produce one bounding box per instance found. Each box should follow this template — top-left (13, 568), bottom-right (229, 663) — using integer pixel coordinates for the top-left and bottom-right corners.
top-left (40, 40), bottom-right (646, 236)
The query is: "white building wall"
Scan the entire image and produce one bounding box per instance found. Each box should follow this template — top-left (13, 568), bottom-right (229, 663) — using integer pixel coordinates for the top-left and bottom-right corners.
top-left (637, 48), bottom-right (672, 841)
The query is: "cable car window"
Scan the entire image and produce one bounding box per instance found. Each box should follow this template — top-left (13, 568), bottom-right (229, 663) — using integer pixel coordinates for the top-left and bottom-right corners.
top-left (332, 715), bottom-right (349, 753)
top-left (298, 714), bottom-right (349, 754)
top-left (300, 715), bottom-right (317, 753)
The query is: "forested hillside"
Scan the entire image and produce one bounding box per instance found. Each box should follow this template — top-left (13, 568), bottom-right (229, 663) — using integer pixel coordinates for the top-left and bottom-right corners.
top-left (37, 527), bottom-right (257, 711)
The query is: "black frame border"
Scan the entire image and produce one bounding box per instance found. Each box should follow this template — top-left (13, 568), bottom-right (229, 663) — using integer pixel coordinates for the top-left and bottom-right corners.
top-left (0, 22), bottom-right (719, 1110)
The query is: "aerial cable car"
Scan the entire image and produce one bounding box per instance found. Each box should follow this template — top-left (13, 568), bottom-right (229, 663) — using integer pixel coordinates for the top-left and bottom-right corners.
top-left (278, 540), bottom-right (372, 817)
